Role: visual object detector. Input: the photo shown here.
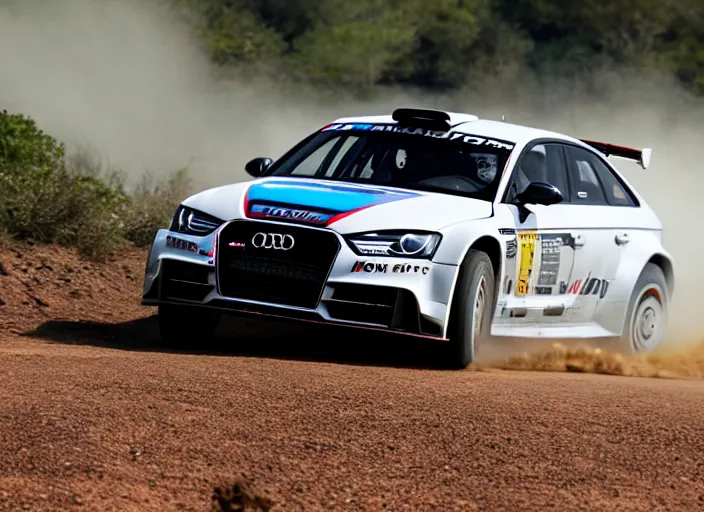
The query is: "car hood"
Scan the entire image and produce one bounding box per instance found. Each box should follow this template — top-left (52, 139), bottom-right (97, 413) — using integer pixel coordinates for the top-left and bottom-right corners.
top-left (182, 177), bottom-right (493, 233)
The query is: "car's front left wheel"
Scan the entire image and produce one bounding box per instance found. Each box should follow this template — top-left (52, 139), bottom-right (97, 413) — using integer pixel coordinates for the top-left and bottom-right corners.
top-left (158, 303), bottom-right (220, 347)
top-left (443, 250), bottom-right (495, 369)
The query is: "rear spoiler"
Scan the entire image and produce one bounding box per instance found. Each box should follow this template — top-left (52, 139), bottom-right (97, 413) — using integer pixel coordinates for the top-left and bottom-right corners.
top-left (580, 139), bottom-right (652, 170)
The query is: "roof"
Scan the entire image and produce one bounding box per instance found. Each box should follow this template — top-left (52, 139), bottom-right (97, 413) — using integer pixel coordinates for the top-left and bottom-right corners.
top-left (329, 109), bottom-right (652, 169)
top-left (330, 111), bottom-right (585, 147)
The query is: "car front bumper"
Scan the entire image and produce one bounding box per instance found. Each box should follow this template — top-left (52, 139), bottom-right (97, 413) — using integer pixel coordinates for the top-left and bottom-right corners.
top-left (142, 219), bottom-right (458, 340)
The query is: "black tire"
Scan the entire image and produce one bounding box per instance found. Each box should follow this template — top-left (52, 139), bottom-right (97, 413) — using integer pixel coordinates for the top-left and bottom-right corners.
top-left (620, 263), bottom-right (668, 353)
top-left (443, 250), bottom-right (496, 369)
top-left (158, 303), bottom-right (220, 347)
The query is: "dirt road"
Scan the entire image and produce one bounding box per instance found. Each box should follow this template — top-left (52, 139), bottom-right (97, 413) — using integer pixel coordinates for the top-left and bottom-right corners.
top-left (1, 242), bottom-right (703, 511)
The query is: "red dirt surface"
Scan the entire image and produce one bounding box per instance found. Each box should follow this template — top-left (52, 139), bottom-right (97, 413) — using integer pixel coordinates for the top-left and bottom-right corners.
top-left (1, 239), bottom-right (703, 511)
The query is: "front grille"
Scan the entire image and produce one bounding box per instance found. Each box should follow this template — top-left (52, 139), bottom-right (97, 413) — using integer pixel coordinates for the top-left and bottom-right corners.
top-left (216, 220), bottom-right (340, 308)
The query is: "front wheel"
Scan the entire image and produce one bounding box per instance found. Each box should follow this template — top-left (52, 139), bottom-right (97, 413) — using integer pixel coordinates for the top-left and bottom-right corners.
top-left (443, 250), bottom-right (495, 369)
top-left (620, 263), bottom-right (669, 353)
top-left (158, 303), bottom-right (220, 347)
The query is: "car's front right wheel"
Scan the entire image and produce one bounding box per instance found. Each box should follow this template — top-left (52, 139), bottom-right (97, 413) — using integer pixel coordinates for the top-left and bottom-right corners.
top-left (443, 250), bottom-right (495, 369)
top-left (158, 303), bottom-right (220, 347)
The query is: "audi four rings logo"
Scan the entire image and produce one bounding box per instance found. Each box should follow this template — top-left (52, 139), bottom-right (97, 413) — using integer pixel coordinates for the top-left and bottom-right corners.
top-left (251, 232), bottom-right (295, 250)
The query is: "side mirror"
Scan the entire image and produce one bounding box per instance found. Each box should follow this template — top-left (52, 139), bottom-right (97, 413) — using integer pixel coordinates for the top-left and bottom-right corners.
top-left (516, 181), bottom-right (564, 206)
top-left (245, 157), bottom-right (273, 178)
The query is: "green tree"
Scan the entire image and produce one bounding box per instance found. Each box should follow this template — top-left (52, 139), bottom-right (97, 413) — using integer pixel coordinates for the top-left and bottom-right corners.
top-left (180, 0), bottom-right (286, 65)
top-left (654, 1), bottom-right (704, 93)
top-left (287, 0), bottom-right (418, 88)
top-left (0, 111), bottom-right (128, 258)
top-left (169, 0), bottom-right (704, 95)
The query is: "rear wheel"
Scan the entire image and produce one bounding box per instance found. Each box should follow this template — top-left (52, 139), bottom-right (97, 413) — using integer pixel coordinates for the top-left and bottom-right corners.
top-left (620, 263), bottom-right (668, 353)
top-left (158, 303), bottom-right (220, 347)
top-left (443, 250), bottom-right (495, 369)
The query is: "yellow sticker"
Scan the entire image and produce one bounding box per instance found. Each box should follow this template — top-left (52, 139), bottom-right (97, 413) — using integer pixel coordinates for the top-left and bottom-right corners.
top-left (516, 231), bottom-right (538, 296)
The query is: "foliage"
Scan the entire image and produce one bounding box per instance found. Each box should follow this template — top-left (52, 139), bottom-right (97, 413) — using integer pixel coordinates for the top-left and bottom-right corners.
top-left (176, 0), bottom-right (704, 94)
top-left (123, 168), bottom-right (193, 247)
top-left (0, 110), bottom-right (191, 260)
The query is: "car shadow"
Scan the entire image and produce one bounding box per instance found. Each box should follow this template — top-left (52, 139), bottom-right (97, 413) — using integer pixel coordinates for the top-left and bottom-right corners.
top-left (22, 314), bottom-right (451, 370)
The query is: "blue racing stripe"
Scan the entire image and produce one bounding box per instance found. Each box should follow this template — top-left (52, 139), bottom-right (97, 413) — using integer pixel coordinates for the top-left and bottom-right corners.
top-left (245, 179), bottom-right (421, 213)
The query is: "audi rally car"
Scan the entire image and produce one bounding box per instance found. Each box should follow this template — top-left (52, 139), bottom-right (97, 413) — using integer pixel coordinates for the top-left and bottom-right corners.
top-left (142, 108), bottom-right (674, 368)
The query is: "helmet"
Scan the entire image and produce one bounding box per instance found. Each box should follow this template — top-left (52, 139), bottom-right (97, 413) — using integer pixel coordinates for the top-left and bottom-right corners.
top-left (473, 153), bottom-right (498, 183)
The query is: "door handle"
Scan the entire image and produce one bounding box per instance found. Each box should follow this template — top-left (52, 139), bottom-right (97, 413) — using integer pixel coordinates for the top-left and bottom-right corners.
top-left (573, 235), bottom-right (585, 248)
top-left (615, 232), bottom-right (630, 245)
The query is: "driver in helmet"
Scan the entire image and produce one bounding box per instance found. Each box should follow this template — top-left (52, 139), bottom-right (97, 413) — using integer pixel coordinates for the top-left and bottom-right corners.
top-left (473, 154), bottom-right (498, 184)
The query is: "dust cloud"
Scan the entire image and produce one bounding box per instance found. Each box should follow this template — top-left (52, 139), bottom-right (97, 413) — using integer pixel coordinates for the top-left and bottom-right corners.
top-left (1, 0), bottom-right (702, 365)
top-left (0, 0), bottom-right (339, 184)
top-left (474, 342), bottom-right (704, 379)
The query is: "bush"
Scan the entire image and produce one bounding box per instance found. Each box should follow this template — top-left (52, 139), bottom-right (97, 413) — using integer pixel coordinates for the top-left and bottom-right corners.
top-left (124, 168), bottom-right (193, 247)
top-left (0, 110), bottom-right (192, 259)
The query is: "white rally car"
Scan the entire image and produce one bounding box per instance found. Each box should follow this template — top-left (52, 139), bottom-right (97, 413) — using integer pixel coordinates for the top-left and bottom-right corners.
top-left (142, 108), bottom-right (674, 368)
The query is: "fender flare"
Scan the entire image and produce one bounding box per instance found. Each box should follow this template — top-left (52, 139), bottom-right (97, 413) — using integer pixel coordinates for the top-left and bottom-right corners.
top-left (442, 235), bottom-right (502, 338)
top-left (602, 247), bottom-right (675, 336)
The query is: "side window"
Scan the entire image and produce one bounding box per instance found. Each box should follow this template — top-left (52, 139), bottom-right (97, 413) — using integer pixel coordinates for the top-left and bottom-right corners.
top-left (589, 153), bottom-right (637, 206)
top-left (506, 143), bottom-right (570, 203)
top-left (565, 146), bottom-right (635, 206)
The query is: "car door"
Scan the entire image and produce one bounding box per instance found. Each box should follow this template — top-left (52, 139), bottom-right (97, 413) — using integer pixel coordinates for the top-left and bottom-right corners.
top-left (493, 141), bottom-right (619, 334)
top-left (560, 144), bottom-right (639, 329)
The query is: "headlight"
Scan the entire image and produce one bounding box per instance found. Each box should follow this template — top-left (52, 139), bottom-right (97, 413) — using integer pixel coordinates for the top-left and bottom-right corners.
top-left (346, 231), bottom-right (441, 259)
top-left (169, 205), bottom-right (224, 236)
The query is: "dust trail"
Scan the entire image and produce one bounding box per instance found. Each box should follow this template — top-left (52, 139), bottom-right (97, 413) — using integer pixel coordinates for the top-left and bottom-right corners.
top-left (0, 0), bottom-right (339, 185)
top-left (474, 342), bottom-right (704, 379)
top-left (1, 1), bottom-right (703, 358)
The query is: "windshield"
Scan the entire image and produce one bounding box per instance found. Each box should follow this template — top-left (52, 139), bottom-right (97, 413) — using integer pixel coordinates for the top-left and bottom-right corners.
top-left (265, 124), bottom-right (515, 201)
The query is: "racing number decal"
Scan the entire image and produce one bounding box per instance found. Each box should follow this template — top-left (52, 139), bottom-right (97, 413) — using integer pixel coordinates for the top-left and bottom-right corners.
top-left (515, 231), bottom-right (538, 296)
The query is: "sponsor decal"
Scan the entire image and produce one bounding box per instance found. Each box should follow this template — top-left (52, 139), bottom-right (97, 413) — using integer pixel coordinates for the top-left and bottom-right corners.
top-left (322, 123), bottom-right (515, 150)
top-left (567, 279), bottom-right (583, 294)
top-left (244, 179), bottom-right (421, 226)
top-left (538, 233), bottom-right (572, 286)
top-left (515, 231), bottom-right (538, 296)
top-left (323, 123), bottom-right (374, 132)
top-left (392, 263), bottom-right (430, 275)
top-left (249, 203), bottom-right (333, 225)
top-left (506, 232), bottom-right (578, 297)
top-left (228, 242), bottom-right (245, 248)
top-left (166, 235), bottom-right (198, 253)
top-left (499, 228), bottom-right (517, 259)
top-left (351, 261), bottom-right (430, 275)
top-left (351, 261), bottom-right (388, 274)
top-left (505, 238), bottom-right (517, 259)
top-left (566, 275), bottom-right (610, 299)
